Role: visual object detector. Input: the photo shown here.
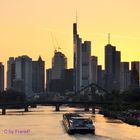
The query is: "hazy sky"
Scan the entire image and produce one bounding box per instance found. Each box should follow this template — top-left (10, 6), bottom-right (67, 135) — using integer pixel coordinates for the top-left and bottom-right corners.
top-left (0, 0), bottom-right (140, 71)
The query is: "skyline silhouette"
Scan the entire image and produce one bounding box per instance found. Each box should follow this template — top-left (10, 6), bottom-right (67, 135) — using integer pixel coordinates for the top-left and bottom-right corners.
top-left (0, 0), bottom-right (140, 70)
top-left (0, 1), bottom-right (140, 140)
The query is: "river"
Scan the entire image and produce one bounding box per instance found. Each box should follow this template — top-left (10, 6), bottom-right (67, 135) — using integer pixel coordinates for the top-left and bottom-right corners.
top-left (0, 106), bottom-right (139, 140)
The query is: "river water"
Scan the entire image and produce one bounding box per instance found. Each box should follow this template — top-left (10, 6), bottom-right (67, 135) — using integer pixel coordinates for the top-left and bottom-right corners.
top-left (0, 106), bottom-right (140, 140)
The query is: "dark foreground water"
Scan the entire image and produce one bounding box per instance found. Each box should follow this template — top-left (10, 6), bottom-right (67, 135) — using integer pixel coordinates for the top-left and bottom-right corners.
top-left (0, 106), bottom-right (140, 140)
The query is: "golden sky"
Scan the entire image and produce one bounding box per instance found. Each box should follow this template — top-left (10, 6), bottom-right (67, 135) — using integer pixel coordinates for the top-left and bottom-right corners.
top-left (0, 0), bottom-right (140, 71)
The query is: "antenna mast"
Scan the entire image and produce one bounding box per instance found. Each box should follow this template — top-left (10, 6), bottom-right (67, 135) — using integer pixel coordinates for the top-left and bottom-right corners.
top-left (108, 33), bottom-right (110, 44)
top-left (76, 11), bottom-right (78, 24)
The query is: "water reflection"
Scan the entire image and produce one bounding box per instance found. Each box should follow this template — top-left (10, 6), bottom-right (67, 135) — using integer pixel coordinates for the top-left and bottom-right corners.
top-left (0, 106), bottom-right (139, 140)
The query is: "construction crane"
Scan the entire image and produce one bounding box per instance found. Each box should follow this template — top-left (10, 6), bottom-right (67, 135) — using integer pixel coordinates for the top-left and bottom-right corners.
top-left (50, 32), bottom-right (57, 53)
top-left (50, 32), bottom-right (61, 53)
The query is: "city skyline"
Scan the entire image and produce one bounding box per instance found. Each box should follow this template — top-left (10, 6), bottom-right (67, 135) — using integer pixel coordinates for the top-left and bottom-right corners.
top-left (0, 1), bottom-right (140, 139)
top-left (3, 45), bottom-right (139, 91)
top-left (0, 0), bottom-right (140, 71)
top-left (1, 27), bottom-right (140, 90)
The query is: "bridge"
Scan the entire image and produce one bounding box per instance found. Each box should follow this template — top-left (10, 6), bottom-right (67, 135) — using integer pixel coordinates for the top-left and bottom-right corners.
top-left (0, 83), bottom-right (112, 115)
top-left (0, 100), bottom-right (115, 115)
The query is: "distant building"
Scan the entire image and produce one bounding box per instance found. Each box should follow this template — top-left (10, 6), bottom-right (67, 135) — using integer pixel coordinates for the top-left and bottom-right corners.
top-left (82, 41), bottom-right (91, 86)
top-left (97, 65), bottom-right (103, 87)
top-left (63, 69), bottom-right (74, 91)
top-left (101, 70), bottom-right (106, 89)
top-left (0, 62), bottom-right (4, 92)
top-left (114, 51), bottom-right (121, 89)
top-left (73, 23), bottom-right (83, 92)
top-left (105, 44), bottom-right (121, 92)
top-left (105, 44), bottom-right (115, 92)
top-left (46, 68), bottom-right (73, 93)
top-left (131, 61), bottom-right (140, 86)
top-left (32, 56), bottom-right (45, 94)
top-left (15, 55), bottom-right (33, 98)
top-left (130, 62), bottom-right (139, 88)
top-left (73, 23), bottom-right (92, 92)
top-left (46, 68), bottom-right (52, 91)
top-left (46, 51), bottom-right (67, 93)
top-left (7, 57), bottom-right (15, 89)
top-left (120, 62), bottom-right (130, 91)
top-left (51, 51), bottom-right (67, 80)
top-left (90, 56), bottom-right (98, 84)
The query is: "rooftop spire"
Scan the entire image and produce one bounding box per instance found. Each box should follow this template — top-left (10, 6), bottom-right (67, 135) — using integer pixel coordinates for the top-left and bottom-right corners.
top-left (73, 11), bottom-right (78, 35)
top-left (108, 33), bottom-right (110, 44)
top-left (76, 10), bottom-right (78, 24)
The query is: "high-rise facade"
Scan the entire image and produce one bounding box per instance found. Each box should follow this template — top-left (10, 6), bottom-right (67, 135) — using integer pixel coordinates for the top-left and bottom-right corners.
top-left (90, 56), bottom-right (98, 84)
top-left (15, 55), bottom-right (33, 98)
top-left (51, 51), bottom-right (67, 80)
top-left (120, 62), bottom-right (130, 91)
top-left (131, 61), bottom-right (140, 86)
top-left (73, 23), bottom-right (92, 92)
top-left (97, 65), bottom-right (103, 87)
top-left (130, 62), bottom-right (139, 88)
top-left (82, 41), bottom-right (91, 86)
top-left (46, 68), bottom-right (52, 91)
top-left (7, 57), bottom-right (15, 89)
top-left (101, 70), bottom-right (106, 89)
top-left (73, 23), bottom-right (82, 92)
top-left (32, 56), bottom-right (45, 94)
top-left (46, 51), bottom-right (67, 93)
top-left (105, 44), bottom-right (121, 92)
top-left (0, 62), bottom-right (4, 92)
top-left (63, 69), bottom-right (74, 91)
top-left (105, 44), bottom-right (115, 92)
top-left (114, 51), bottom-right (121, 89)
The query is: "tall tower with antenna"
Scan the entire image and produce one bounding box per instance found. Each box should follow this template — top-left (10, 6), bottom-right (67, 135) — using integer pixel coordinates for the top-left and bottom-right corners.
top-left (73, 13), bottom-right (92, 92)
top-left (105, 33), bottom-right (121, 92)
top-left (73, 13), bottom-right (83, 92)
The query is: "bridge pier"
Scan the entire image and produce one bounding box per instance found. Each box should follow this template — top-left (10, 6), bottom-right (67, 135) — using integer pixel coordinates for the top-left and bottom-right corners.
top-left (2, 108), bottom-right (6, 115)
top-left (84, 105), bottom-right (89, 112)
top-left (92, 106), bottom-right (95, 114)
top-left (55, 104), bottom-right (60, 111)
top-left (24, 106), bottom-right (29, 112)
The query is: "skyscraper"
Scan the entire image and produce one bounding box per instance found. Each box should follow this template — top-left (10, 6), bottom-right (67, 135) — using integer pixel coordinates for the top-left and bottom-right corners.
top-left (120, 62), bottom-right (130, 91)
top-left (105, 44), bottom-right (115, 92)
top-left (46, 68), bottom-right (52, 92)
top-left (46, 51), bottom-right (67, 93)
top-left (130, 62), bottom-right (139, 88)
top-left (32, 56), bottom-right (45, 94)
top-left (97, 65), bottom-right (103, 87)
top-left (114, 51), bottom-right (121, 89)
top-left (15, 55), bottom-right (33, 98)
top-left (73, 23), bottom-right (82, 92)
top-left (0, 62), bottom-right (4, 92)
top-left (90, 56), bottom-right (98, 84)
top-left (101, 70), bottom-right (106, 89)
top-left (105, 44), bottom-right (121, 92)
top-left (51, 51), bottom-right (67, 80)
top-left (131, 61), bottom-right (140, 86)
top-left (82, 41), bottom-right (91, 86)
top-left (7, 57), bottom-right (15, 89)
top-left (73, 23), bottom-right (92, 92)
top-left (63, 69), bottom-right (74, 91)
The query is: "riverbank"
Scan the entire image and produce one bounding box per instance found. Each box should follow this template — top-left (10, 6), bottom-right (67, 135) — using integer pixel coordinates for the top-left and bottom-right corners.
top-left (101, 109), bottom-right (140, 127)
